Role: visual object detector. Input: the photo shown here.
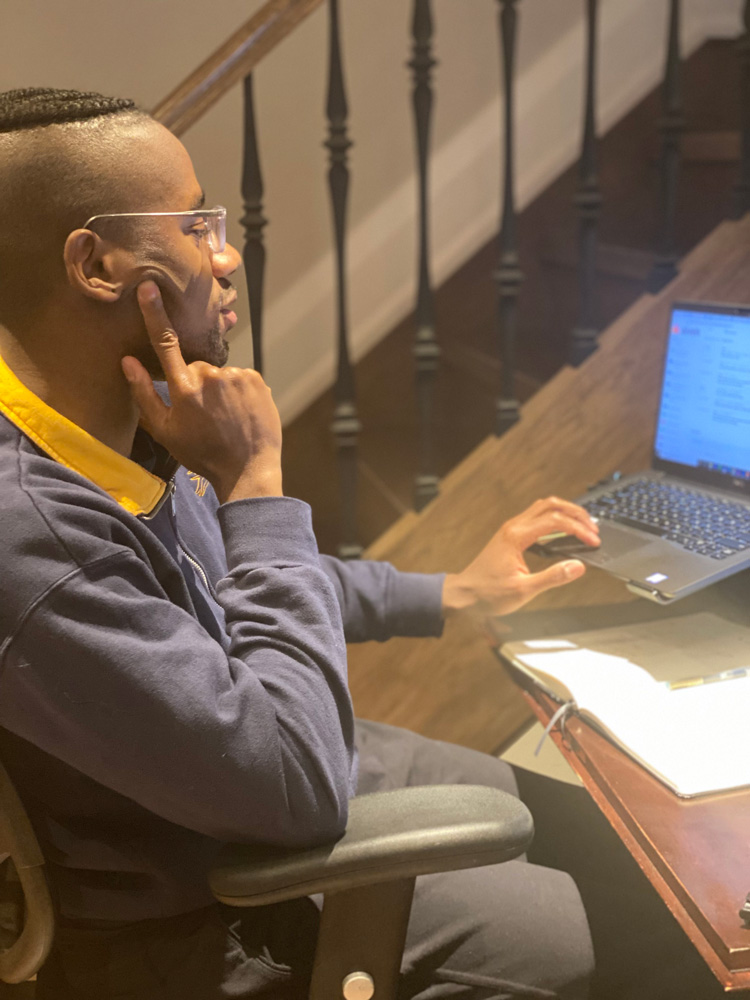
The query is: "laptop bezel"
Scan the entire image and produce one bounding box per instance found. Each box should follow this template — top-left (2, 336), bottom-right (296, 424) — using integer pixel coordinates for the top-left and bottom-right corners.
top-left (651, 300), bottom-right (750, 498)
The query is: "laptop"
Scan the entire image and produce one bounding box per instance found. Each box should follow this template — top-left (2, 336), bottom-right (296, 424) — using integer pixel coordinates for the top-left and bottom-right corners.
top-left (536, 301), bottom-right (750, 603)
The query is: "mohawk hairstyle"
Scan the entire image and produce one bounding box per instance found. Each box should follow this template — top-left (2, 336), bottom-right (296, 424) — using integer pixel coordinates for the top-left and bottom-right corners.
top-left (0, 88), bottom-right (139, 133)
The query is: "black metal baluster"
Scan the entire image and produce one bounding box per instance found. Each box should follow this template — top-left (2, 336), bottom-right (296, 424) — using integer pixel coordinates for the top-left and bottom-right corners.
top-left (647, 0), bottom-right (684, 294)
top-left (569, 0), bottom-right (602, 366)
top-left (734, 1), bottom-right (750, 218)
top-left (326, 0), bottom-right (361, 559)
top-left (409, 0), bottom-right (440, 511)
top-left (495, 0), bottom-right (523, 435)
top-left (241, 74), bottom-right (268, 375)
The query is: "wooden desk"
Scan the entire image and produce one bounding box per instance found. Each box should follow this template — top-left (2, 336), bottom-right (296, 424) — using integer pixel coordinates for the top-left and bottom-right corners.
top-left (497, 643), bottom-right (750, 992)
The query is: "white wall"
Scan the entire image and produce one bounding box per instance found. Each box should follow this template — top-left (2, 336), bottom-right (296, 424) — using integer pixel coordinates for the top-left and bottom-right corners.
top-left (0, 0), bottom-right (742, 421)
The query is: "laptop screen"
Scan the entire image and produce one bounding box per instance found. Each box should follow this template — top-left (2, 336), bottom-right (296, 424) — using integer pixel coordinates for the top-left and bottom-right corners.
top-left (653, 302), bottom-right (750, 493)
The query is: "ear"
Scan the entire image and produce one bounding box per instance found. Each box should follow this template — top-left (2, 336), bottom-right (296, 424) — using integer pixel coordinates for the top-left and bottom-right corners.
top-left (63, 229), bottom-right (131, 303)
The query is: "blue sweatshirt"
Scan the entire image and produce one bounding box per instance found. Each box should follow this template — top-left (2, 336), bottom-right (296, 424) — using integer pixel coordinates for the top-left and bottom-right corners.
top-left (0, 357), bottom-right (445, 921)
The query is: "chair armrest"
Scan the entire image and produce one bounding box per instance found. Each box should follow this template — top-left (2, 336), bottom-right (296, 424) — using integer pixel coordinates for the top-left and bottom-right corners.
top-left (210, 784), bottom-right (533, 906)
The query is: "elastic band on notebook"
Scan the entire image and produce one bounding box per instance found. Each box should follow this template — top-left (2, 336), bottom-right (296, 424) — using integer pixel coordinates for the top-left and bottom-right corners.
top-left (534, 701), bottom-right (575, 757)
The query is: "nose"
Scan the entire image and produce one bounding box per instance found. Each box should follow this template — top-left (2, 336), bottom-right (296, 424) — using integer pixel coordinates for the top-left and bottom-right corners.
top-left (211, 241), bottom-right (242, 279)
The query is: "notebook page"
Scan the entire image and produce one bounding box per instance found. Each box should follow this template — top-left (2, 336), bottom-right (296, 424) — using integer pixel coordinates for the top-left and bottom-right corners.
top-left (516, 648), bottom-right (662, 715)
top-left (655, 676), bottom-right (750, 793)
top-left (515, 648), bottom-right (750, 795)
top-left (516, 649), bottom-right (669, 771)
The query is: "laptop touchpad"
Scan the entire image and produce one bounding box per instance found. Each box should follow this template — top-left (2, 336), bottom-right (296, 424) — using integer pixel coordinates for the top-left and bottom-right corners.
top-left (588, 525), bottom-right (651, 563)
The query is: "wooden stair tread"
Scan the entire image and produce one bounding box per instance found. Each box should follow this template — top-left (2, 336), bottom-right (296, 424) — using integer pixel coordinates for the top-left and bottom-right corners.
top-left (653, 129), bottom-right (740, 164)
top-left (441, 341), bottom-right (543, 395)
top-left (542, 236), bottom-right (655, 283)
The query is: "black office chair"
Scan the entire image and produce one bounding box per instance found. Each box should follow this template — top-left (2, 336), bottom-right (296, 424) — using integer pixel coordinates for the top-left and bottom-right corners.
top-left (0, 768), bottom-right (533, 1000)
top-left (210, 783), bottom-right (534, 1000)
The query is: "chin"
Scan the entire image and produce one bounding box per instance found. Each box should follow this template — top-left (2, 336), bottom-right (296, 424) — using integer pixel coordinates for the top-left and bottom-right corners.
top-left (211, 340), bottom-right (230, 368)
top-left (204, 326), bottom-right (230, 367)
top-left (182, 328), bottom-right (229, 368)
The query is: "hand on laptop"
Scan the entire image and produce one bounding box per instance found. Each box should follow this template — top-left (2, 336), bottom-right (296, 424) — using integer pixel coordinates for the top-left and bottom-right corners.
top-left (442, 497), bottom-right (600, 619)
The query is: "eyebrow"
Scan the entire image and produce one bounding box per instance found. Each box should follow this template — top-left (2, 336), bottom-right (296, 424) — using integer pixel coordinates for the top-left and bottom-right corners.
top-left (189, 190), bottom-right (206, 211)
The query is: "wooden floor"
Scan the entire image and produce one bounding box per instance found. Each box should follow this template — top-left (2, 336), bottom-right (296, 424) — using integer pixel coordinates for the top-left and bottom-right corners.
top-left (281, 37), bottom-right (747, 752)
top-left (282, 38), bottom-right (742, 558)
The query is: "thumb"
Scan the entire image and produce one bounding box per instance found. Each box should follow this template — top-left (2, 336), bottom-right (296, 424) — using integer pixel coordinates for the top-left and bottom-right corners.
top-left (521, 559), bottom-right (586, 601)
top-left (121, 356), bottom-right (169, 436)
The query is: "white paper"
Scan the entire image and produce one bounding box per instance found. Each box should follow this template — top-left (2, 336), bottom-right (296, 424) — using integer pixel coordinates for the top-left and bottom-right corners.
top-left (523, 639), bottom-right (577, 650)
top-left (514, 647), bottom-right (750, 795)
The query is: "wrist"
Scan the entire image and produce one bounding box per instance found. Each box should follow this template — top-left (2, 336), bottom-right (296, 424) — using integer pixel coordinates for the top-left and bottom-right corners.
top-left (441, 573), bottom-right (478, 618)
top-left (215, 465), bottom-right (284, 504)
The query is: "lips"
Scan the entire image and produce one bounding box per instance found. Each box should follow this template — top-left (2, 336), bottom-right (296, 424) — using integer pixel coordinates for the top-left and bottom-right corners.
top-left (220, 293), bottom-right (238, 329)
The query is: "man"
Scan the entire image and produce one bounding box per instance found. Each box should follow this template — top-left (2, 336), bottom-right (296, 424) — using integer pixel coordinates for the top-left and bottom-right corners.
top-left (0, 87), bottom-right (602, 998)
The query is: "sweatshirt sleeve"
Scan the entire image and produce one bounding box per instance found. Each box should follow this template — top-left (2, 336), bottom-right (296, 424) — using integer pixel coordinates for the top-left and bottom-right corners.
top-left (319, 555), bottom-right (446, 643)
top-left (0, 497), bottom-right (355, 847)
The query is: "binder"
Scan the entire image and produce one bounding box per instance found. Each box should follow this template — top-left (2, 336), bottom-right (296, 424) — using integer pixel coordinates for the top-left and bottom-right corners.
top-left (500, 612), bottom-right (750, 797)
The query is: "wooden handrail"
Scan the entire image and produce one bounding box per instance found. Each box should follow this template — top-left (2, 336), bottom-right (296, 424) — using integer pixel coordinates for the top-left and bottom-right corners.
top-left (152, 0), bottom-right (325, 137)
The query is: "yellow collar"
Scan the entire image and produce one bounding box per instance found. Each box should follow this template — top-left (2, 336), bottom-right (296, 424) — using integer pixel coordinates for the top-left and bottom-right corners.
top-left (0, 354), bottom-right (167, 516)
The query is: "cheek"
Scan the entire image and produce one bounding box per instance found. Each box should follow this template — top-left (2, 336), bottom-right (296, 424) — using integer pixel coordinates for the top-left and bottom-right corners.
top-left (128, 257), bottom-right (193, 305)
top-left (136, 237), bottom-right (211, 297)
top-left (182, 260), bottom-right (216, 314)
top-left (148, 253), bottom-right (215, 321)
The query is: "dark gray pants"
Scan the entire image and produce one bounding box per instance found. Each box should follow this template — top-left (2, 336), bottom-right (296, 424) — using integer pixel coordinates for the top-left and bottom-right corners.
top-left (355, 720), bottom-right (593, 1000)
top-left (37, 720), bottom-right (595, 1000)
top-left (357, 722), bottom-right (725, 1000)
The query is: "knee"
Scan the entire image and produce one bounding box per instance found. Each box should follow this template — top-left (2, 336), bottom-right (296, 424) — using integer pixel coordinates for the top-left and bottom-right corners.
top-left (403, 863), bottom-right (593, 1000)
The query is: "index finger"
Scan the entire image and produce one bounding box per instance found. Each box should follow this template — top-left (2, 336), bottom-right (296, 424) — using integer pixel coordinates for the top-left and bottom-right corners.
top-left (534, 496), bottom-right (599, 532)
top-left (136, 281), bottom-right (190, 385)
top-left (513, 509), bottom-right (600, 550)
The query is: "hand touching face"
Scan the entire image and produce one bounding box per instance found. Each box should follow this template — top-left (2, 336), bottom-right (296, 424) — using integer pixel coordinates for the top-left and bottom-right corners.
top-left (121, 282), bottom-right (282, 504)
top-left (126, 209), bottom-right (242, 375)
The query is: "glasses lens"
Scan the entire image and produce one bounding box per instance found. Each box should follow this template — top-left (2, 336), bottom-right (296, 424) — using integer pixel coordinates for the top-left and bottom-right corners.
top-left (207, 210), bottom-right (226, 253)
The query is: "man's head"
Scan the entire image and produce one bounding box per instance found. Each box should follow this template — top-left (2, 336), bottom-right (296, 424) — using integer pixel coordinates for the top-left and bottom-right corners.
top-left (0, 88), bottom-right (240, 375)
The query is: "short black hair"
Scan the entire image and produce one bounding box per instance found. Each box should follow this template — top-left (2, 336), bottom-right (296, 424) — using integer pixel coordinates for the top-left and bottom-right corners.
top-left (0, 88), bottom-right (139, 133)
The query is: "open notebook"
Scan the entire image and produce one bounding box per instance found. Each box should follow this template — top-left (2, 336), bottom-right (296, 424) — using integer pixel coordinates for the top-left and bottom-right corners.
top-left (500, 613), bottom-right (750, 798)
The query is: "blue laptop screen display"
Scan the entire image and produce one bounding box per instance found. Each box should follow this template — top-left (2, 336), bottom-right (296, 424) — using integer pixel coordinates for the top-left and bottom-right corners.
top-left (654, 307), bottom-right (750, 480)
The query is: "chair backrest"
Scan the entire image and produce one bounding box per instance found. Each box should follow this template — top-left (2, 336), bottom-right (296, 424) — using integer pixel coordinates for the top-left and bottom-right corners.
top-left (0, 759), bottom-right (54, 984)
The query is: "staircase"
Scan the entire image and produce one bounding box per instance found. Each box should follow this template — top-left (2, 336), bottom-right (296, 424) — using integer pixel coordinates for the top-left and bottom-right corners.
top-left (282, 37), bottom-right (743, 557)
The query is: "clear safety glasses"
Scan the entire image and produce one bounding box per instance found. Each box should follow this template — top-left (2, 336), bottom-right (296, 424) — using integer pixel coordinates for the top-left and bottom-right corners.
top-left (83, 206), bottom-right (227, 253)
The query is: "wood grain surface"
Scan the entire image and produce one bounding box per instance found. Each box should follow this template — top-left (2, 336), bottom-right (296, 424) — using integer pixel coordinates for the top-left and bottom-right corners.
top-left (347, 216), bottom-right (750, 752)
top-left (512, 673), bottom-right (750, 992)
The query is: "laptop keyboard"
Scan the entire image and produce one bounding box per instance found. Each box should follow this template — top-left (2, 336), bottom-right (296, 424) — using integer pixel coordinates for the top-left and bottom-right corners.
top-left (583, 479), bottom-right (750, 560)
